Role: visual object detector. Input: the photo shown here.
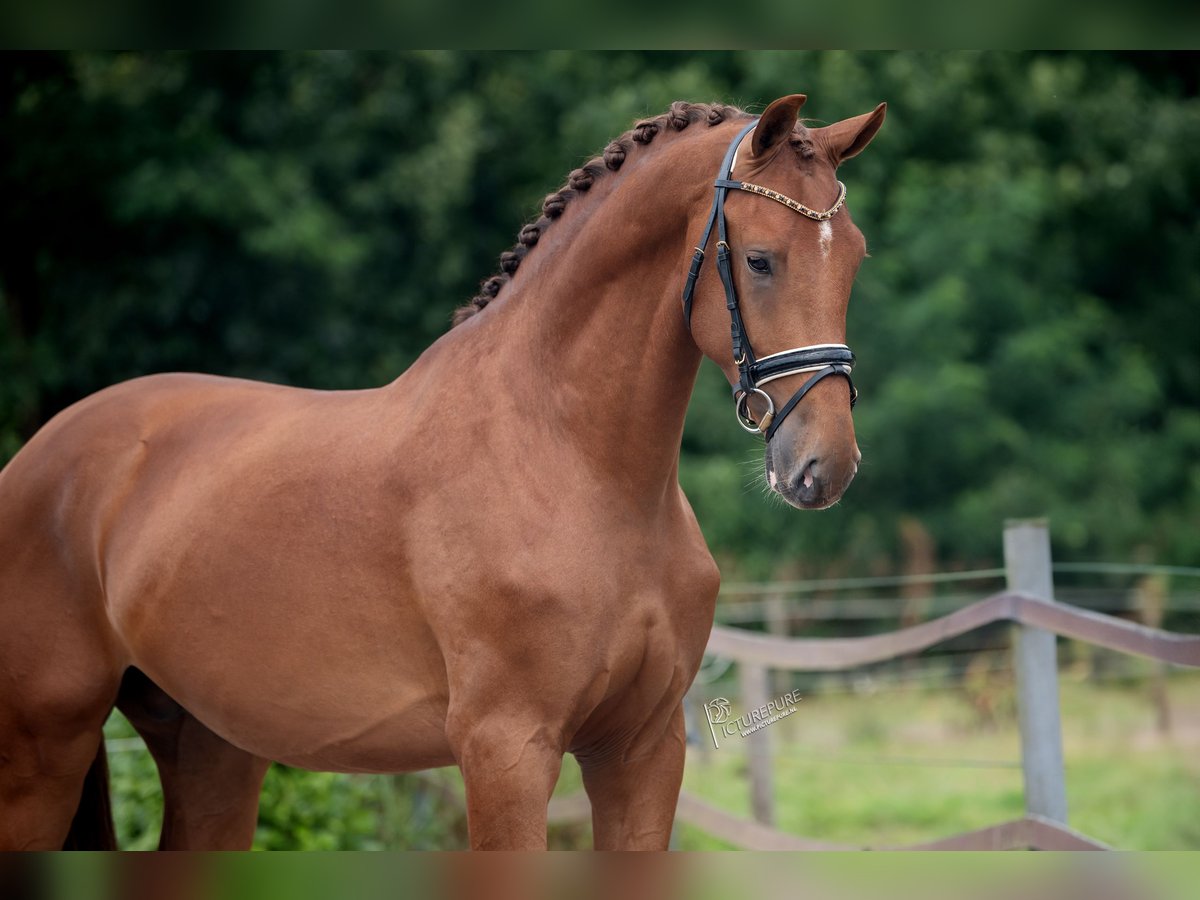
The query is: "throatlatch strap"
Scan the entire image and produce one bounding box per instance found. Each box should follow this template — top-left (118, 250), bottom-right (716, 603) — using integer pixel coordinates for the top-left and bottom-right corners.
top-left (681, 249), bottom-right (703, 327)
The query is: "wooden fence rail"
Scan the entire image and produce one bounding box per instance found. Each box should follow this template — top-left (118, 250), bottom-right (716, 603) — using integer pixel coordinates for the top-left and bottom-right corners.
top-left (552, 519), bottom-right (1200, 850)
top-left (704, 591), bottom-right (1200, 669)
top-left (101, 521), bottom-right (1200, 849)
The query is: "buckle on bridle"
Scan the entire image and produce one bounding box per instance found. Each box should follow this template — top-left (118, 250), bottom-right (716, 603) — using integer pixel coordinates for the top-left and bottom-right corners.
top-left (735, 388), bottom-right (775, 435)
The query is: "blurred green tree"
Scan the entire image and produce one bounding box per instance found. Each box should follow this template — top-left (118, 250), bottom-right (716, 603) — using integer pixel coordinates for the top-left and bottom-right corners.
top-left (1, 51), bottom-right (1196, 572)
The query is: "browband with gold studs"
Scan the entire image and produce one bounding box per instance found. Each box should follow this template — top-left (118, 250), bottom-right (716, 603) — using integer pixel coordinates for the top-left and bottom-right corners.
top-left (713, 178), bottom-right (847, 222)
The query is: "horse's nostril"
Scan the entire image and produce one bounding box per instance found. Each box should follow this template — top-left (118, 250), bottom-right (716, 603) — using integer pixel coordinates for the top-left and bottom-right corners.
top-left (792, 459), bottom-right (819, 499)
top-left (801, 460), bottom-right (816, 490)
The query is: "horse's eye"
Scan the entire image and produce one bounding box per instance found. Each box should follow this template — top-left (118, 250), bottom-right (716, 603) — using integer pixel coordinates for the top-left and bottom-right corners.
top-left (747, 255), bottom-right (771, 274)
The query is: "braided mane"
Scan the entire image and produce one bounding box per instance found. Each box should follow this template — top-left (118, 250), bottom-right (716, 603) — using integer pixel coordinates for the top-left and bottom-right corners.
top-left (451, 100), bottom-right (751, 327)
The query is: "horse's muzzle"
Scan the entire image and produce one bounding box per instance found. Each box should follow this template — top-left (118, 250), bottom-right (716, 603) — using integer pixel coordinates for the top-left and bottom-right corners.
top-left (766, 443), bottom-right (860, 510)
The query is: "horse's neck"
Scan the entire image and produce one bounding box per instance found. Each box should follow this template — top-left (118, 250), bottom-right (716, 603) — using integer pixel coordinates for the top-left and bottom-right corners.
top-left (470, 136), bottom-right (713, 492)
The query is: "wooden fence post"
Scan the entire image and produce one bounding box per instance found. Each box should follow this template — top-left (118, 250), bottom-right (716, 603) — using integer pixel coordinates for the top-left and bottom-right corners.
top-left (684, 682), bottom-right (711, 767)
top-left (739, 661), bottom-right (775, 826)
top-left (1003, 518), bottom-right (1069, 824)
top-left (764, 592), bottom-right (791, 698)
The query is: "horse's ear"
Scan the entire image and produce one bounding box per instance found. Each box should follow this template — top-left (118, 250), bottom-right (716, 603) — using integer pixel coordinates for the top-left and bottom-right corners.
top-left (817, 102), bottom-right (887, 166)
top-left (751, 94), bottom-right (807, 158)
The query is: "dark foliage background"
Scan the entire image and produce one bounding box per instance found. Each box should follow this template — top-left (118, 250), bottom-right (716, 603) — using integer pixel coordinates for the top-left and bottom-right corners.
top-left (2, 51), bottom-right (1197, 577)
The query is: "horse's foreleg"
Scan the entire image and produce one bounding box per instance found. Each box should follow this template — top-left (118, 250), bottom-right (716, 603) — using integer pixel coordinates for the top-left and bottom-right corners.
top-left (117, 670), bottom-right (269, 850)
top-left (579, 704), bottom-right (686, 850)
top-left (447, 712), bottom-right (564, 850)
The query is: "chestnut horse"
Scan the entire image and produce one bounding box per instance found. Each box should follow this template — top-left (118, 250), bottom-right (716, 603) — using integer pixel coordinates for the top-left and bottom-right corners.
top-left (0, 93), bottom-right (884, 850)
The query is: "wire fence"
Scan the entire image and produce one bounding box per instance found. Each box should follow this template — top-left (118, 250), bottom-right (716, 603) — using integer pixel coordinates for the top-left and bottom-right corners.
top-left (705, 560), bottom-right (1200, 699)
top-left (101, 564), bottom-right (1200, 749)
top-left (719, 562), bottom-right (1200, 598)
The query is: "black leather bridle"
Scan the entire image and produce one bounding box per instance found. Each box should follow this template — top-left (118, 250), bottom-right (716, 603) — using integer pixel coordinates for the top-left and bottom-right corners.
top-left (681, 119), bottom-right (858, 442)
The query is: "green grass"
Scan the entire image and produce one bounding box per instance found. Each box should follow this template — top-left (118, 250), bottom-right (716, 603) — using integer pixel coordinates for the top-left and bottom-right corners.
top-left (677, 671), bottom-right (1200, 850)
top-left (102, 671), bottom-right (1200, 849)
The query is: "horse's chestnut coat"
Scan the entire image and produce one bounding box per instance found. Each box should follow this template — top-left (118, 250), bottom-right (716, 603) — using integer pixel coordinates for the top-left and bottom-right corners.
top-left (0, 95), bottom-right (883, 850)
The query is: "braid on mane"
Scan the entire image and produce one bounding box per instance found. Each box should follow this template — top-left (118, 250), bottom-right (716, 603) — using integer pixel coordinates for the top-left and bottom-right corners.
top-left (451, 100), bottom-right (747, 327)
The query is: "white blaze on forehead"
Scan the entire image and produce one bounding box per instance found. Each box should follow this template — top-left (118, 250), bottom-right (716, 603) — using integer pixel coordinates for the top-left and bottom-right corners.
top-left (818, 220), bottom-right (834, 259)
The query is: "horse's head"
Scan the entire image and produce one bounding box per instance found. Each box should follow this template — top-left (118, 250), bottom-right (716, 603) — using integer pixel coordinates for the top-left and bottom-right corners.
top-left (687, 94), bottom-right (885, 509)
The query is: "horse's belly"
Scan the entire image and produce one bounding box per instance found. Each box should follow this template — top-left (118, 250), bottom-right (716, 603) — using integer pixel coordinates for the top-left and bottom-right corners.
top-left (114, 579), bottom-right (456, 773)
top-left (263, 699), bottom-right (455, 774)
top-left (150, 661), bottom-right (455, 774)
